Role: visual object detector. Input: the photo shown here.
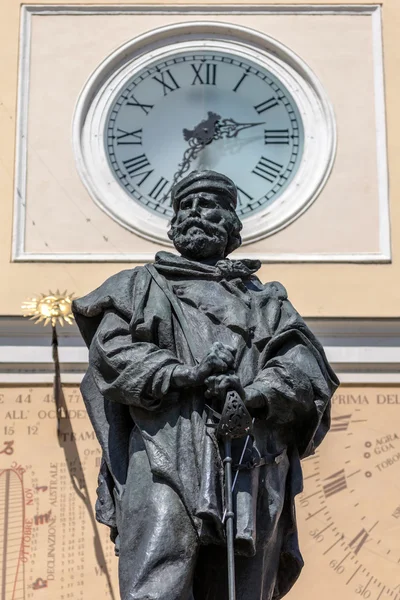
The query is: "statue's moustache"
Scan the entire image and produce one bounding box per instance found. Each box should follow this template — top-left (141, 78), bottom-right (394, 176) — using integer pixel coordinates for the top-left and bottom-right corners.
top-left (176, 217), bottom-right (226, 237)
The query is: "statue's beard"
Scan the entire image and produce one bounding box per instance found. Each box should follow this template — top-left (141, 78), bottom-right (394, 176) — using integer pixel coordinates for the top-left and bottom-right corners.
top-left (170, 217), bottom-right (228, 260)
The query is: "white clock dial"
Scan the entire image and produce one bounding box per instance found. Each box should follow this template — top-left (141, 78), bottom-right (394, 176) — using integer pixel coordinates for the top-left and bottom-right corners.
top-left (105, 50), bottom-right (304, 220)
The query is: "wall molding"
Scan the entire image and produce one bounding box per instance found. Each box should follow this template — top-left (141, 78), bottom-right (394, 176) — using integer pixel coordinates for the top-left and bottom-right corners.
top-left (1, 317), bottom-right (400, 384)
top-left (11, 251), bottom-right (392, 264)
top-left (13, 4), bottom-right (390, 263)
top-left (19, 5), bottom-right (383, 17)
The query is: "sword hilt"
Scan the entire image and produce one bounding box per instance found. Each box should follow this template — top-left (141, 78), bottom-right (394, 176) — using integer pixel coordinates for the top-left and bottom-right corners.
top-left (216, 390), bottom-right (253, 440)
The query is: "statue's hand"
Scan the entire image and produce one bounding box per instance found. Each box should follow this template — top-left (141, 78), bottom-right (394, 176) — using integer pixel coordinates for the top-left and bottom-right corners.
top-left (243, 386), bottom-right (266, 410)
top-left (170, 342), bottom-right (235, 390)
top-left (204, 373), bottom-right (245, 403)
top-left (196, 342), bottom-right (236, 384)
top-left (242, 385), bottom-right (269, 419)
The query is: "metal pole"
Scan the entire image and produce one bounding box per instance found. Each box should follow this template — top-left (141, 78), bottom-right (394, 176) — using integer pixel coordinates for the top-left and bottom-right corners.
top-left (223, 438), bottom-right (236, 600)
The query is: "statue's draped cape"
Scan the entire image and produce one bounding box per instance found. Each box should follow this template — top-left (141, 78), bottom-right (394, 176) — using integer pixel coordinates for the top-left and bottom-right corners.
top-left (73, 251), bottom-right (339, 599)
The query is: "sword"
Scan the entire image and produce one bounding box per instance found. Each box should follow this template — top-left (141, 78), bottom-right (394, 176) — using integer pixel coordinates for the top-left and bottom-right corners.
top-left (216, 390), bottom-right (253, 600)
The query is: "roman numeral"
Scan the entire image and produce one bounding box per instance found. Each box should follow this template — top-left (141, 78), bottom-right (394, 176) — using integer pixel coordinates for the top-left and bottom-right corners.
top-left (349, 528), bottom-right (369, 555)
top-left (123, 154), bottom-right (154, 185)
top-left (264, 129), bottom-right (290, 144)
top-left (236, 186), bottom-right (253, 207)
top-left (254, 97), bottom-right (279, 114)
top-left (191, 63), bottom-right (217, 86)
top-left (152, 69), bottom-right (180, 96)
top-left (323, 469), bottom-right (347, 498)
top-left (331, 414), bottom-right (352, 433)
top-left (149, 177), bottom-right (170, 201)
top-left (233, 73), bottom-right (248, 92)
top-left (126, 94), bottom-right (154, 115)
top-left (252, 157), bottom-right (282, 183)
top-left (116, 128), bottom-right (143, 145)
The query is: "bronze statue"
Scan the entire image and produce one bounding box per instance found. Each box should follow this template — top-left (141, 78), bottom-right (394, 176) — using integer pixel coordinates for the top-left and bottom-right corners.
top-left (73, 170), bottom-right (338, 600)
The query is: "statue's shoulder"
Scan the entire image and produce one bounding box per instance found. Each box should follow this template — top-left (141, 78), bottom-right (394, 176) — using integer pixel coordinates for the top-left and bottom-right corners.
top-left (254, 279), bottom-right (288, 301)
top-left (72, 266), bottom-right (147, 320)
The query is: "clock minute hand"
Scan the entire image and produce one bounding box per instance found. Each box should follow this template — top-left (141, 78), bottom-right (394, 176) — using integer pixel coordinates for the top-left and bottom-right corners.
top-left (166, 112), bottom-right (222, 198)
top-left (162, 138), bottom-right (206, 205)
top-left (171, 141), bottom-right (203, 188)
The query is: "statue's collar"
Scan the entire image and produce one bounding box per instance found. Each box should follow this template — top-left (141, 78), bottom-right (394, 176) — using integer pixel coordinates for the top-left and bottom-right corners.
top-left (154, 251), bottom-right (260, 280)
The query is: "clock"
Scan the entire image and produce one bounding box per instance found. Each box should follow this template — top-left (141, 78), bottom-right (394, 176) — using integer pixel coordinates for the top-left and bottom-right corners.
top-left (74, 22), bottom-right (336, 246)
top-left (105, 49), bottom-right (304, 221)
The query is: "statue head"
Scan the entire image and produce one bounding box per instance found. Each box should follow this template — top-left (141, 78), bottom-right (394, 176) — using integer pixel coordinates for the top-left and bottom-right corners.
top-left (168, 170), bottom-right (243, 261)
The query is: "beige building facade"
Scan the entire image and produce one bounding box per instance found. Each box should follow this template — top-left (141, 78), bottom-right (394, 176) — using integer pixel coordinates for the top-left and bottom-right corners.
top-left (1, 2), bottom-right (400, 599)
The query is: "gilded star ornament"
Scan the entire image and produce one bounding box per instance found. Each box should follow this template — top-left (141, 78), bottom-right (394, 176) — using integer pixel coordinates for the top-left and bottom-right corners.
top-left (22, 290), bottom-right (75, 327)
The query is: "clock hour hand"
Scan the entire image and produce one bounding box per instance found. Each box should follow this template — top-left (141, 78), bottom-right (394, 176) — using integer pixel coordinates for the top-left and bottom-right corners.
top-left (213, 117), bottom-right (265, 140)
top-left (181, 112), bottom-right (265, 146)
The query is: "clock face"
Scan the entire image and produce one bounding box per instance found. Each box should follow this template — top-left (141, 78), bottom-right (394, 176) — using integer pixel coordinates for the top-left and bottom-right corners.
top-left (104, 50), bottom-right (304, 220)
top-left (75, 24), bottom-right (335, 245)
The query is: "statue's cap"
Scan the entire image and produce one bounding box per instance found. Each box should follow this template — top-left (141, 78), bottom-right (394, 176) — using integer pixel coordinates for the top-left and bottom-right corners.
top-left (171, 170), bottom-right (238, 213)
